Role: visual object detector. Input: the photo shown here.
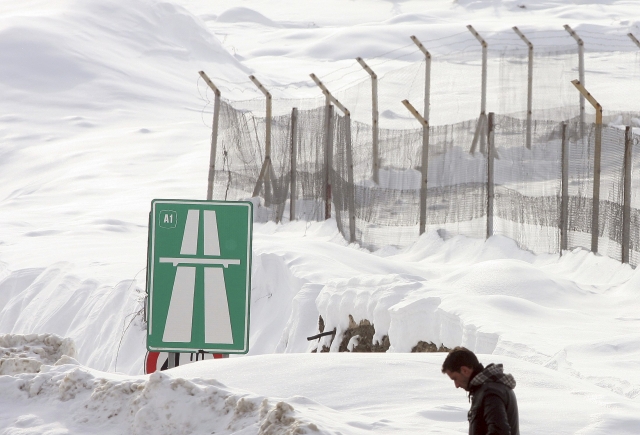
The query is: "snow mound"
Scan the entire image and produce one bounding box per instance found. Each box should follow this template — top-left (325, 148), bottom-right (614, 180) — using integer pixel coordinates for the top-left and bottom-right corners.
top-left (216, 7), bottom-right (279, 27)
top-left (0, 333), bottom-right (76, 375)
top-left (0, 265), bottom-right (146, 375)
top-left (0, 363), bottom-right (325, 434)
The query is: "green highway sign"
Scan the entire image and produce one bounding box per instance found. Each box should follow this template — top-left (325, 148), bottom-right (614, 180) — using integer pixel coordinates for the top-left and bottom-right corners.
top-left (146, 199), bottom-right (252, 353)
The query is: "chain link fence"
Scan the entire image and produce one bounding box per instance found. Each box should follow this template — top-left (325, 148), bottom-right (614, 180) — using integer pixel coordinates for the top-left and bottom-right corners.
top-left (203, 33), bottom-right (640, 267)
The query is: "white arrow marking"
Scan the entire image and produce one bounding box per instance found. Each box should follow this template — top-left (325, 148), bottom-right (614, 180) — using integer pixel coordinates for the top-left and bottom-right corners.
top-left (204, 210), bottom-right (221, 256)
top-left (162, 266), bottom-right (196, 342)
top-left (180, 209), bottom-right (200, 255)
top-left (204, 268), bottom-right (234, 344)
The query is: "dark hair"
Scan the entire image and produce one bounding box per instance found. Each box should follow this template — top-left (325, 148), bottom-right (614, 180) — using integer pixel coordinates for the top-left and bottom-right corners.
top-left (441, 347), bottom-right (484, 373)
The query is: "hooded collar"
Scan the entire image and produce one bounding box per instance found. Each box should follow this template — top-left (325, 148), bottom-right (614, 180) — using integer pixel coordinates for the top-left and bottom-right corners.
top-left (468, 363), bottom-right (516, 392)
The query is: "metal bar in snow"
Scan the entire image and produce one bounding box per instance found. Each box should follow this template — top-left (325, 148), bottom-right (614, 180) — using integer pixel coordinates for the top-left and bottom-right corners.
top-left (356, 57), bottom-right (380, 184)
top-left (512, 27), bottom-right (533, 149)
top-left (198, 71), bottom-right (221, 200)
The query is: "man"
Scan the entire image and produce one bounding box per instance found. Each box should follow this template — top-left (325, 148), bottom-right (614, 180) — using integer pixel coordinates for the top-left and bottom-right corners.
top-left (442, 347), bottom-right (519, 435)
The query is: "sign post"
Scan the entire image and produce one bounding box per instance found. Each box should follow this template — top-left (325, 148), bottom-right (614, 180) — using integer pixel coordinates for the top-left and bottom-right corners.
top-left (146, 199), bottom-right (252, 354)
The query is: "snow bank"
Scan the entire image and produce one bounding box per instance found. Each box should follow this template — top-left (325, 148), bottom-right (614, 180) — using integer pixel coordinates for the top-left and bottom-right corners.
top-left (0, 360), bottom-right (325, 435)
top-left (0, 333), bottom-right (76, 375)
top-left (0, 265), bottom-right (146, 375)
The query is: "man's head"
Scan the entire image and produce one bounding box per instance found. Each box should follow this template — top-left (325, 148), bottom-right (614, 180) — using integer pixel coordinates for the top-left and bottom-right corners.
top-left (441, 347), bottom-right (484, 391)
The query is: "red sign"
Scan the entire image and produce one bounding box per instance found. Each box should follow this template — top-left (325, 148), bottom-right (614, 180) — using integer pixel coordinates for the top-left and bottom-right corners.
top-left (145, 351), bottom-right (226, 374)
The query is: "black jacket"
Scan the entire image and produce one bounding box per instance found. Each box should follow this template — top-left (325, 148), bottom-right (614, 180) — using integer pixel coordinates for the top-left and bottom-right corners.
top-left (467, 364), bottom-right (519, 435)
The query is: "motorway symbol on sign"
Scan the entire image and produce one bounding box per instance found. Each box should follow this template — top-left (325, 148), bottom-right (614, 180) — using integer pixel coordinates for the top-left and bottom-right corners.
top-left (146, 199), bottom-right (252, 353)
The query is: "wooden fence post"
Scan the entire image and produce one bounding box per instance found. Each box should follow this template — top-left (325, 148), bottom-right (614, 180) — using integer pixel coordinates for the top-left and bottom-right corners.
top-left (560, 122), bottom-right (569, 252)
top-left (401, 99), bottom-right (429, 236)
top-left (310, 74), bottom-right (356, 243)
top-left (198, 71), bottom-right (221, 200)
top-left (468, 25), bottom-right (488, 154)
top-left (487, 112), bottom-right (495, 238)
top-left (622, 126), bottom-right (632, 263)
top-left (356, 57), bottom-right (379, 184)
top-left (290, 107), bottom-right (298, 222)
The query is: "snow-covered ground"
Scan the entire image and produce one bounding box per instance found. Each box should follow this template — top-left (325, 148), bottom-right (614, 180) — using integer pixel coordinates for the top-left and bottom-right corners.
top-left (1, 0), bottom-right (640, 433)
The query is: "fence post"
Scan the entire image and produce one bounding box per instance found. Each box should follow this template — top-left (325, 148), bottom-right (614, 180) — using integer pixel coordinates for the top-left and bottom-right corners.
top-left (249, 75), bottom-right (273, 206)
top-left (289, 107), bottom-right (298, 222)
top-left (344, 115), bottom-right (357, 243)
top-left (323, 101), bottom-right (335, 220)
top-left (571, 79), bottom-right (602, 254)
top-left (560, 122), bottom-right (569, 252)
top-left (401, 99), bottom-right (429, 236)
top-left (622, 126), bottom-right (632, 263)
top-left (628, 33), bottom-right (640, 49)
top-left (512, 27), bottom-right (533, 149)
top-left (564, 25), bottom-right (585, 137)
top-left (467, 25), bottom-right (488, 154)
top-left (410, 36), bottom-right (432, 235)
top-left (310, 74), bottom-right (356, 243)
top-left (198, 71), bottom-right (221, 200)
top-left (356, 57), bottom-right (379, 184)
top-left (487, 112), bottom-right (495, 239)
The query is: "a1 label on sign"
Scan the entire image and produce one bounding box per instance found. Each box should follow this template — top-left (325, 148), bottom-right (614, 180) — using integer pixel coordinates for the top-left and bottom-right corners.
top-left (159, 210), bottom-right (177, 229)
top-left (146, 199), bottom-right (253, 354)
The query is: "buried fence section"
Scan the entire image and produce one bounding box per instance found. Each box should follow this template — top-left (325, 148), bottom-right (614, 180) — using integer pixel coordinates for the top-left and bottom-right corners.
top-left (565, 121), bottom-right (596, 254)
top-left (289, 107), bottom-right (298, 221)
top-left (345, 118), bottom-right (488, 251)
top-left (211, 98), bottom-right (293, 222)
top-left (563, 123), bottom-right (627, 263)
top-left (491, 115), bottom-right (563, 254)
top-left (628, 129), bottom-right (640, 267)
top-left (595, 126), bottom-right (626, 262)
top-left (293, 106), bottom-right (328, 222)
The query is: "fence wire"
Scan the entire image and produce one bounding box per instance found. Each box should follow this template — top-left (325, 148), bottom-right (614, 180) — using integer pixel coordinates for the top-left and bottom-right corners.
top-left (206, 41), bottom-right (640, 267)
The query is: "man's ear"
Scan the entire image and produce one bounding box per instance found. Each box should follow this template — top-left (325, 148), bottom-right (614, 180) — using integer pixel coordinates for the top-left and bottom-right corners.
top-left (460, 366), bottom-right (473, 377)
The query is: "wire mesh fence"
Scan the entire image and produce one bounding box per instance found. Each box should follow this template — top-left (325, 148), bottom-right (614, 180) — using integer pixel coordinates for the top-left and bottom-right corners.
top-left (202, 28), bottom-right (640, 267)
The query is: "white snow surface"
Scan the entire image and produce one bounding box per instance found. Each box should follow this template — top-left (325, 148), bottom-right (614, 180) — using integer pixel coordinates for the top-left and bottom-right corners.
top-left (1, 0), bottom-right (640, 433)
